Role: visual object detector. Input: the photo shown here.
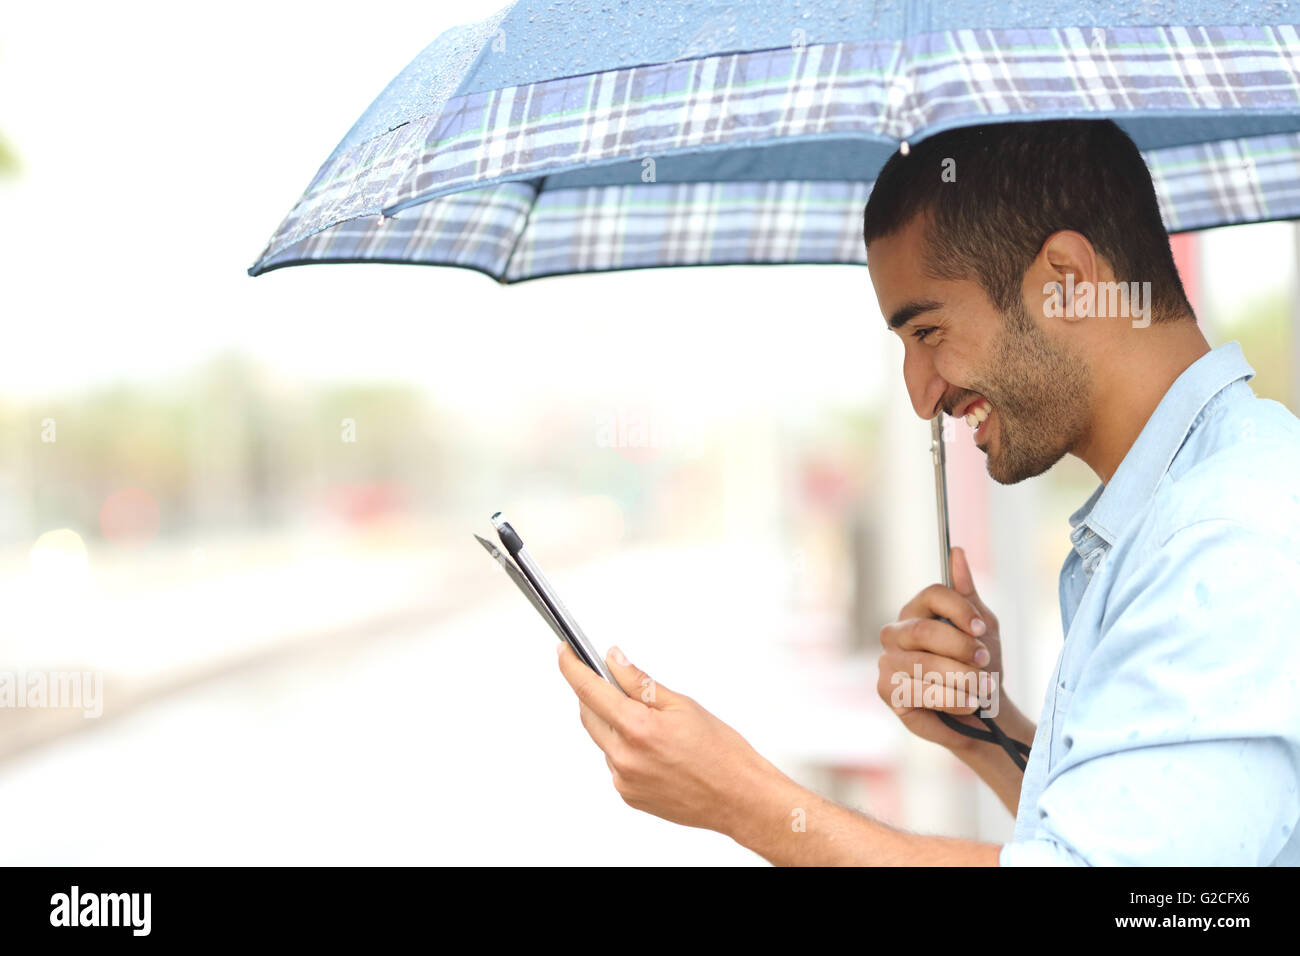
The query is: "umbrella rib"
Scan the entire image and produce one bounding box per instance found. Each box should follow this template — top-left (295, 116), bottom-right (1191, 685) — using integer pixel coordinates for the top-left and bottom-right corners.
top-left (498, 176), bottom-right (546, 284)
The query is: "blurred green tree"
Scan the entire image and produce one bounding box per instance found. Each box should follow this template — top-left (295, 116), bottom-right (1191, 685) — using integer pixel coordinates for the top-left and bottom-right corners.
top-left (0, 127), bottom-right (20, 177)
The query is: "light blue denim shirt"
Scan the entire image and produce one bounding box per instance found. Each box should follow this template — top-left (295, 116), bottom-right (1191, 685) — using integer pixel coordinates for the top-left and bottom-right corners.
top-left (1000, 340), bottom-right (1300, 866)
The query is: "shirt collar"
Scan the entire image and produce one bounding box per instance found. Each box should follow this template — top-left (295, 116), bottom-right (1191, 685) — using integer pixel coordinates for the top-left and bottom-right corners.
top-left (1069, 340), bottom-right (1255, 551)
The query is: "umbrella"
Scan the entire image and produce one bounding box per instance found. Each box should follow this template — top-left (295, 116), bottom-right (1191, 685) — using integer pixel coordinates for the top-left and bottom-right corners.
top-left (245, 0), bottom-right (1300, 773)
top-left (248, 0), bottom-right (1300, 283)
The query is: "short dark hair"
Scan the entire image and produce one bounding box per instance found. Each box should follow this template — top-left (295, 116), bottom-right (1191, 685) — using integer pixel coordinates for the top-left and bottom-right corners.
top-left (862, 120), bottom-right (1193, 324)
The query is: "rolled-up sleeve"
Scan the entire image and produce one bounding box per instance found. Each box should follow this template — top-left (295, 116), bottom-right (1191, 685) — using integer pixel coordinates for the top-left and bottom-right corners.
top-left (1001, 518), bottom-right (1300, 866)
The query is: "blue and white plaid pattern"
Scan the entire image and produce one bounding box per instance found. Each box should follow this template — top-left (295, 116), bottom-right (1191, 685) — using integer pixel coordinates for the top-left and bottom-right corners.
top-left (250, 24), bottom-right (1300, 281)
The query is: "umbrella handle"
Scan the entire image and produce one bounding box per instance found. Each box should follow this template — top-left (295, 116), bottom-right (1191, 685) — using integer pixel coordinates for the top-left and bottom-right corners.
top-left (930, 416), bottom-right (1029, 769)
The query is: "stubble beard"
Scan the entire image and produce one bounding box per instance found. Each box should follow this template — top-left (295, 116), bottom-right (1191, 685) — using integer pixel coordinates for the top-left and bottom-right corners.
top-left (980, 299), bottom-right (1093, 485)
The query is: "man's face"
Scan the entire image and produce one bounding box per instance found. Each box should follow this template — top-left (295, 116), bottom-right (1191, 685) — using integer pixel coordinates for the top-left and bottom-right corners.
top-left (866, 214), bottom-right (1092, 484)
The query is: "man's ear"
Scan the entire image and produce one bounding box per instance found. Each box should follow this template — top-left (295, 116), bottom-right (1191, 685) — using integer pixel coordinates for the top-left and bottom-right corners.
top-left (1028, 230), bottom-right (1102, 324)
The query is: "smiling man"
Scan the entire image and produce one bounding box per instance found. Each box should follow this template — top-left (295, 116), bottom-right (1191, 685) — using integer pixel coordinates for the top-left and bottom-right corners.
top-left (558, 119), bottom-right (1300, 865)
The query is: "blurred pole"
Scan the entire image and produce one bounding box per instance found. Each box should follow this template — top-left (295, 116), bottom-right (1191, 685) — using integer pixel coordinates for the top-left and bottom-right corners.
top-left (1170, 232), bottom-right (1207, 338)
top-left (0, 412), bottom-right (36, 547)
top-left (721, 415), bottom-right (781, 548)
top-left (1292, 223), bottom-right (1300, 415)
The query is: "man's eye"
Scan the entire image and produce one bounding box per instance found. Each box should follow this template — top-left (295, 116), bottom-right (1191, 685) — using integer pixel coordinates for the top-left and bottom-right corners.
top-left (911, 326), bottom-right (937, 342)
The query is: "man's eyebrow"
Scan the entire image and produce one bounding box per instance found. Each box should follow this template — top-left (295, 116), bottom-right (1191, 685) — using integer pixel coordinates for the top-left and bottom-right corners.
top-left (886, 299), bottom-right (943, 330)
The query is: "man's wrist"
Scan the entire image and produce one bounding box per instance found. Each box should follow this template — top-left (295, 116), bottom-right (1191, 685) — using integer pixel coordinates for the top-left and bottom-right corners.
top-left (719, 756), bottom-right (809, 855)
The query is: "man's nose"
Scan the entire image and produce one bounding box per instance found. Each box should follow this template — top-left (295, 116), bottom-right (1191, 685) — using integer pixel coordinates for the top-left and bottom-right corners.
top-left (904, 353), bottom-right (951, 419)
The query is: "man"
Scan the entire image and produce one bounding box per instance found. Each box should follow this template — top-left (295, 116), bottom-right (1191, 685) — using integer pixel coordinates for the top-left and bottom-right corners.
top-left (557, 120), bottom-right (1300, 865)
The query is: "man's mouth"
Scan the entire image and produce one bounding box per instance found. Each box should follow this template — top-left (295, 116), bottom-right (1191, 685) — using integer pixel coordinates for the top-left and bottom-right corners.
top-left (955, 397), bottom-right (994, 447)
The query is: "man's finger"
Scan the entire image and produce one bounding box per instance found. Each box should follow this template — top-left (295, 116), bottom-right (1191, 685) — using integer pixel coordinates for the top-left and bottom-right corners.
top-left (886, 618), bottom-right (989, 667)
top-left (577, 700), bottom-right (617, 753)
top-left (557, 641), bottom-right (633, 726)
top-left (898, 584), bottom-right (987, 639)
top-left (888, 676), bottom-right (985, 715)
top-left (892, 649), bottom-right (988, 694)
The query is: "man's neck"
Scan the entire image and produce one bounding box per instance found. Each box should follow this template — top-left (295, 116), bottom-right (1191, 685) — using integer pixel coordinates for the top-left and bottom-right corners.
top-left (1072, 316), bottom-right (1212, 484)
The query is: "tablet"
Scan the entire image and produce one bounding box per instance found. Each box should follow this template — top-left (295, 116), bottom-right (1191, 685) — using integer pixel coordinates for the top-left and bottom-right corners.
top-left (475, 512), bottom-right (626, 694)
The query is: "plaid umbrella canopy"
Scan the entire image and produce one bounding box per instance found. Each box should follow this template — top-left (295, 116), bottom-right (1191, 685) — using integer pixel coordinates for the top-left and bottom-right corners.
top-left (248, 0), bottom-right (1300, 283)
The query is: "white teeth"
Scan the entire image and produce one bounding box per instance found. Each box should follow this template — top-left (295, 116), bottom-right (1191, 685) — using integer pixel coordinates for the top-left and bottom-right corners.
top-left (963, 400), bottom-right (991, 428)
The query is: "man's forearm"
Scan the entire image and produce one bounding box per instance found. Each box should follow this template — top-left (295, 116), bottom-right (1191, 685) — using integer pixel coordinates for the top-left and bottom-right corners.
top-left (725, 763), bottom-right (1003, 866)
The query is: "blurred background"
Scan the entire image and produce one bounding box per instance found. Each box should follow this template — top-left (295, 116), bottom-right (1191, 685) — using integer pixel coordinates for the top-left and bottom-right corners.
top-left (1, 1), bottom-right (1296, 864)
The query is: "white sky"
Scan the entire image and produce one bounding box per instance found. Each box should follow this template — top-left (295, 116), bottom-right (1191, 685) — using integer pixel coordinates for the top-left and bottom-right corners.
top-left (0, 0), bottom-right (1291, 416)
top-left (0, 0), bottom-right (885, 429)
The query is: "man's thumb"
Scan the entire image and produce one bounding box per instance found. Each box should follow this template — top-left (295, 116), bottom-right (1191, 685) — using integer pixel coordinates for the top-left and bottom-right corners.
top-left (951, 545), bottom-right (980, 599)
top-left (606, 646), bottom-right (673, 707)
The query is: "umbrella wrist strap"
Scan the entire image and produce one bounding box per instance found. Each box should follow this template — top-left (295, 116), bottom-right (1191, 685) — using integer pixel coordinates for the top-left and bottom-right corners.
top-left (937, 711), bottom-right (1030, 771)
